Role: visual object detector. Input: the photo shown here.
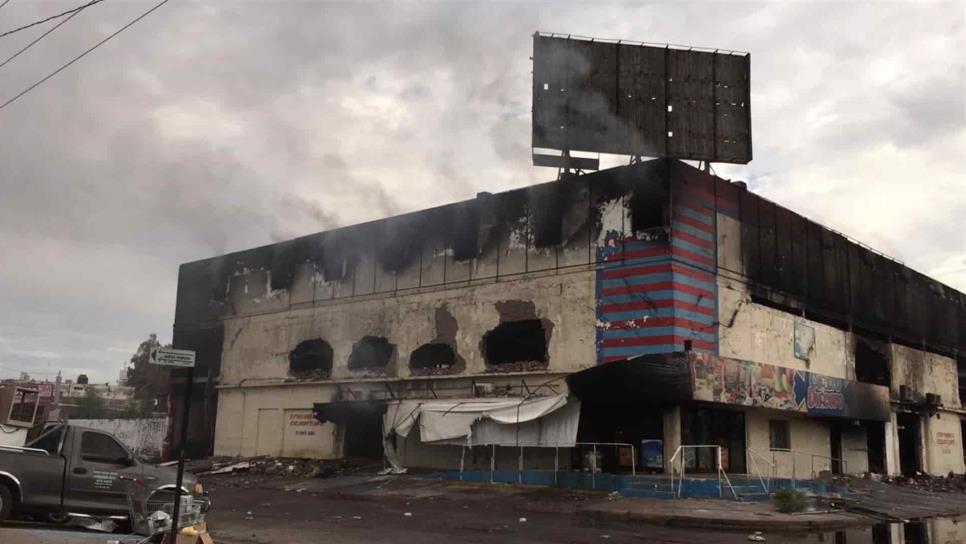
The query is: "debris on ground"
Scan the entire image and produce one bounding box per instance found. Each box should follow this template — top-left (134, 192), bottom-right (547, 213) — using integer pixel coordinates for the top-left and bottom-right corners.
top-left (202, 461), bottom-right (252, 475)
top-left (68, 517), bottom-right (117, 533)
top-left (747, 531), bottom-right (766, 542)
top-left (198, 456), bottom-right (381, 479)
top-left (868, 471), bottom-right (966, 493)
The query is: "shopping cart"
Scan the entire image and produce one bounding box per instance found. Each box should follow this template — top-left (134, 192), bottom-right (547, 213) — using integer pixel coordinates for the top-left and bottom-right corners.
top-left (119, 474), bottom-right (204, 540)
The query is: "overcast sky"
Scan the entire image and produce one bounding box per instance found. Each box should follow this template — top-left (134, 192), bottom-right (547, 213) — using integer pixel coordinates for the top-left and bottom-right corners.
top-left (0, 0), bottom-right (962, 383)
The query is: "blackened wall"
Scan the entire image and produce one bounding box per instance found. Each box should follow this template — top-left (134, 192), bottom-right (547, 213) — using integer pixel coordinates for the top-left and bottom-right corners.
top-left (717, 182), bottom-right (965, 358)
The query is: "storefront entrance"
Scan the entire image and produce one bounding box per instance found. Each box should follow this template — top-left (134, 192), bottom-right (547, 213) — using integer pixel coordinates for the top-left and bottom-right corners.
top-left (682, 406), bottom-right (746, 474)
top-left (897, 412), bottom-right (922, 476)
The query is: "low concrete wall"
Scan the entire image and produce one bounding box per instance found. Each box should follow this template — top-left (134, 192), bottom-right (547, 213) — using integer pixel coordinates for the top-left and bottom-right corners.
top-left (68, 417), bottom-right (168, 460)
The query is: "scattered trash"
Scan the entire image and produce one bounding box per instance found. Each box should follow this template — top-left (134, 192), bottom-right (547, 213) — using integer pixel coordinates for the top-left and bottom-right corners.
top-left (874, 472), bottom-right (966, 493)
top-left (200, 461), bottom-right (252, 476)
top-left (404, 512), bottom-right (413, 517)
top-left (748, 531), bottom-right (766, 542)
top-left (600, 535), bottom-right (611, 540)
top-left (147, 511), bottom-right (172, 534)
top-left (245, 511), bottom-right (253, 521)
top-left (68, 516), bottom-right (117, 533)
top-left (352, 515), bottom-right (362, 520)
top-left (518, 517), bottom-right (527, 523)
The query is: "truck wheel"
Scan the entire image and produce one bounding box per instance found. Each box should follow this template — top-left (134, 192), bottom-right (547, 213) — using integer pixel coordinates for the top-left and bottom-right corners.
top-left (0, 485), bottom-right (12, 523)
top-left (46, 511), bottom-right (69, 524)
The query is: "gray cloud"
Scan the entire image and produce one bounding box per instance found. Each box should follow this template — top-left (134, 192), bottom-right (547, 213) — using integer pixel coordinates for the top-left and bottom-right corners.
top-left (0, 0), bottom-right (962, 382)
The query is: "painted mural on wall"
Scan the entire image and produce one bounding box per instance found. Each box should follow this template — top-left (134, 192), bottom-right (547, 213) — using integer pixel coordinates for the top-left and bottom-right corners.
top-left (691, 355), bottom-right (890, 421)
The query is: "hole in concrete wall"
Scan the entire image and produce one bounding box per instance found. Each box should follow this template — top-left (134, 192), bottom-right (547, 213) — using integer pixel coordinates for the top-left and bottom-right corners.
top-left (483, 319), bottom-right (548, 367)
top-left (629, 184), bottom-right (667, 233)
top-left (348, 336), bottom-right (394, 371)
top-left (409, 343), bottom-right (455, 371)
top-left (288, 339), bottom-right (333, 378)
top-left (855, 339), bottom-right (889, 386)
top-left (410, 306), bottom-right (465, 376)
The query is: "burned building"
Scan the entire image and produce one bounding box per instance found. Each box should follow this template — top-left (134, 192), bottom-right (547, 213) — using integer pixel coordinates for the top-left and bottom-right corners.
top-left (169, 158), bottom-right (966, 480)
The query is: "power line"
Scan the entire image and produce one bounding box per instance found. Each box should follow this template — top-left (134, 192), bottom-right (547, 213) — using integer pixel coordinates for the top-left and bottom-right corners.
top-left (0, 1), bottom-right (12, 13)
top-left (0, 0), bottom-right (105, 40)
top-left (0, 0), bottom-right (170, 113)
top-left (0, 7), bottom-right (88, 70)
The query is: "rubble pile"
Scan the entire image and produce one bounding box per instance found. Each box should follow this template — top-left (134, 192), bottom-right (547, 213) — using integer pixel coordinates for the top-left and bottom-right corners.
top-left (869, 472), bottom-right (966, 493)
top-left (201, 456), bottom-right (382, 479)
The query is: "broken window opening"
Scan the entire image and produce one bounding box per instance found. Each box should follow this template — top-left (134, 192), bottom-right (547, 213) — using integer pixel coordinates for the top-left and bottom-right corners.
top-left (855, 339), bottom-right (890, 387)
top-left (483, 319), bottom-right (548, 368)
top-left (629, 186), bottom-right (667, 234)
top-left (409, 343), bottom-right (456, 371)
top-left (288, 339), bottom-right (334, 379)
top-left (348, 336), bottom-right (394, 371)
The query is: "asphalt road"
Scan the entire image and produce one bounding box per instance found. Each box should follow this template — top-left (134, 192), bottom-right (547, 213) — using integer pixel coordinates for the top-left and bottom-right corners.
top-left (0, 476), bottom-right (866, 543)
top-left (202, 480), bottom-right (845, 544)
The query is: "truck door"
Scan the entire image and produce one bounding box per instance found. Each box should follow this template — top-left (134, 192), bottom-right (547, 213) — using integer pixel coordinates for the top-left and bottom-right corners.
top-left (63, 430), bottom-right (132, 514)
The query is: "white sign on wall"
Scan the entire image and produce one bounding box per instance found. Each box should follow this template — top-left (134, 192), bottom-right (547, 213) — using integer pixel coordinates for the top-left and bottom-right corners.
top-left (149, 347), bottom-right (196, 368)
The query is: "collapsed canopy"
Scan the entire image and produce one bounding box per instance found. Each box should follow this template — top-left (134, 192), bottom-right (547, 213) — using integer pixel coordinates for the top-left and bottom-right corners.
top-left (384, 395), bottom-right (579, 447)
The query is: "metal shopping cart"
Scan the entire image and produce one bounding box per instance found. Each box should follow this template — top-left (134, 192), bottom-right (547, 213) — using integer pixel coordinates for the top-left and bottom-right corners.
top-left (119, 473), bottom-right (204, 541)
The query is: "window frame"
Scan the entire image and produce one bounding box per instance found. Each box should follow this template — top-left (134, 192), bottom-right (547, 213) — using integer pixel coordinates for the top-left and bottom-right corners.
top-left (768, 419), bottom-right (791, 451)
top-left (79, 431), bottom-right (131, 465)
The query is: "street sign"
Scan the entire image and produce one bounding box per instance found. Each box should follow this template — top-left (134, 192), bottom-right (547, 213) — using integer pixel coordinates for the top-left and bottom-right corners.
top-left (148, 347), bottom-right (196, 368)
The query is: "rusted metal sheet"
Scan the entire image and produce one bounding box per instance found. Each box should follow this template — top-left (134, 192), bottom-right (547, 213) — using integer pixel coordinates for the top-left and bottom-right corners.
top-left (618, 43), bottom-right (666, 156)
top-left (532, 34), bottom-right (751, 164)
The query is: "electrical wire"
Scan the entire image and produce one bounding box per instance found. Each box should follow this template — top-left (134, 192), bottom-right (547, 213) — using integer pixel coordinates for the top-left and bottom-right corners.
top-left (0, 0), bottom-right (12, 13)
top-left (0, 0), bottom-right (104, 39)
top-left (0, 7), bottom-right (88, 70)
top-left (0, 0), bottom-right (170, 113)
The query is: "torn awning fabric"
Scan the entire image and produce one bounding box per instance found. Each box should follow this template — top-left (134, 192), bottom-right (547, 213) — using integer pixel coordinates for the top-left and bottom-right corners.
top-left (384, 395), bottom-right (579, 447)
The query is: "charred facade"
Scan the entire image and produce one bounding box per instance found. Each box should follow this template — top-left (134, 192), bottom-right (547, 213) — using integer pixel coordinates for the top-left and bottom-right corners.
top-left (169, 159), bottom-right (965, 480)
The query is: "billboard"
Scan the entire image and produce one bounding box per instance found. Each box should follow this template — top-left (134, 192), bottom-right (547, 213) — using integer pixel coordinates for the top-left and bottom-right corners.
top-left (532, 33), bottom-right (752, 164)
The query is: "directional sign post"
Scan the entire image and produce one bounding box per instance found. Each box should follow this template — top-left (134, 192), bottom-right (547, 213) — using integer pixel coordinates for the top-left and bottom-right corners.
top-left (151, 346), bottom-right (196, 541)
top-left (149, 347), bottom-right (196, 368)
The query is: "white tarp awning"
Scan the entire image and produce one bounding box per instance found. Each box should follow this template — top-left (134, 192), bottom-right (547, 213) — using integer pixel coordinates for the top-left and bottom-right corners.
top-left (384, 395), bottom-right (579, 447)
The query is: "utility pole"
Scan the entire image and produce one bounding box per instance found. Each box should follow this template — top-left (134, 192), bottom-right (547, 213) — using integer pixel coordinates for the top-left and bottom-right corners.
top-left (52, 370), bottom-right (63, 421)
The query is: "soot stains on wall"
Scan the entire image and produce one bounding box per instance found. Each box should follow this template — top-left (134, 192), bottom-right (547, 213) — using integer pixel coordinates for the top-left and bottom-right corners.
top-left (854, 337), bottom-right (890, 387)
top-left (174, 160), bottom-right (674, 331)
top-left (735, 174), bottom-right (966, 358)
